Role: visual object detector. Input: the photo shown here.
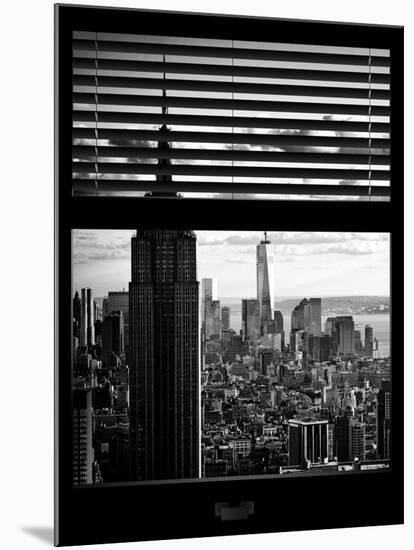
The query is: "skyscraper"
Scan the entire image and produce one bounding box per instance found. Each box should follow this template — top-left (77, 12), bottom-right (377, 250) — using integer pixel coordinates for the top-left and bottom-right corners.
top-left (73, 290), bottom-right (81, 340)
top-left (309, 298), bottom-right (321, 336)
top-left (365, 325), bottom-right (374, 357)
top-left (377, 380), bottom-right (391, 459)
top-left (354, 329), bottom-right (363, 356)
top-left (256, 233), bottom-right (274, 335)
top-left (349, 418), bottom-right (366, 461)
top-left (129, 230), bottom-right (199, 481)
top-left (291, 298), bottom-right (309, 331)
top-left (73, 388), bottom-right (95, 484)
top-left (291, 297), bottom-right (320, 335)
top-left (334, 316), bottom-right (355, 356)
top-left (80, 287), bottom-right (95, 347)
top-left (274, 310), bottom-right (284, 334)
top-left (324, 317), bottom-right (336, 336)
top-left (221, 306), bottom-right (230, 331)
top-left (108, 291), bottom-right (129, 348)
top-left (205, 299), bottom-right (221, 339)
top-left (201, 278), bottom-right (219, 339)
top-left (102, 311), bottom-right (124, 365)
top-left (334, 414), bottom-right (350, 462)
top-left (242, 298), bottom-right (260, 341)
top-left (288, 418), bottom-right (329, 467)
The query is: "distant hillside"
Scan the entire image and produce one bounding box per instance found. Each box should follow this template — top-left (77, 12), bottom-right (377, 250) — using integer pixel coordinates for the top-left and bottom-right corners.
top-left (219, 296), bottom-right (390, 316)
top-left (274, 296), bottom-right (390, 315)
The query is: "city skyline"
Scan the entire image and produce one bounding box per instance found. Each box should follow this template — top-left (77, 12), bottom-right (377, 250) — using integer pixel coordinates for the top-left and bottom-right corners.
top-left (73, 230), bottom-right (390, 298)
top-left (72, 228), bottom-right (391, 484)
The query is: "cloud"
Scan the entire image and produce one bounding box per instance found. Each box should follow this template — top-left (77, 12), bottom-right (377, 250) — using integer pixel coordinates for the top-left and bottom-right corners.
top-left (225, 257), bottom-right (249, 264)
top-left (73, 249), bottom-right (131, 264)
top-left (272, 232), bottom-right (388, 246)
top-left (278, 241), bottom-right (380, 257)
top-left (197, 232), bottom-right (388, 248)
top-left (73, 232), bottom-right (131, 251)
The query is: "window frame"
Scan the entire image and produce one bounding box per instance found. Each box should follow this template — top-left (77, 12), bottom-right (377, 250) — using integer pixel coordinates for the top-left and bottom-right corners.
top-left (55, 5), bottom-right (403, 546)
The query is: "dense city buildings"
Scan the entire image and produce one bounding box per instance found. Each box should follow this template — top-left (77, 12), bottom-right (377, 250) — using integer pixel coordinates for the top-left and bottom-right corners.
top-left (72, 231), bottom-right (391, 484)
top-left (129, 230), bottom-right (200, 481)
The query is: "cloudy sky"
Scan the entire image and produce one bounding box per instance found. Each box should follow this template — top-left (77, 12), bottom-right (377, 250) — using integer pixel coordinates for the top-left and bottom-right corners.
top-left (72, 230), bottom-right (390, 299)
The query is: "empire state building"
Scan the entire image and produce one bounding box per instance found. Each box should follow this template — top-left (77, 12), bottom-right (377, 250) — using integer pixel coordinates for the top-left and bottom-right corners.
top-left (129, 229), bottom-right (200, 480)
top-left (256, 232), bottom-right (274, 335)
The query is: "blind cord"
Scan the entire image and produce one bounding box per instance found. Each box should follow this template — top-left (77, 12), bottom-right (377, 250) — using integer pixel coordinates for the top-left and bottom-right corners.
top-left (94, 32), bottom-right (98, 197)
top-left (231, 39), bottom-right (234, 201)
top-left (368, 48), bottom-right (372, 202)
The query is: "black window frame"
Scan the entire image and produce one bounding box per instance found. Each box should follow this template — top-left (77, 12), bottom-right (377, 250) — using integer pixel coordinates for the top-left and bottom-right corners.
top-left (55, 4), bottom-right (403, 546)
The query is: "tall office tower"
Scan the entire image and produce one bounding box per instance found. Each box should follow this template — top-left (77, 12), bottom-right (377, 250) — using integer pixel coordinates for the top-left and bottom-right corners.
top-left (334, 316), bottom-right (355, 356)
top-left (80, 288), bottom-right (95, 347)
top-left (308, 334), bottom-right (331, 362)
top-left (242, 298), bottom-right (260, 341)
top-left (324, 316), bottom-right (336, 336)
top-left (205, 299), bottom-right (221, 339)
top-left (108, 291), bottom-right (129, 348)
top-left (73, 290), bottom-right (81, 340)
top-left (290, 329), bottom-right (303, 355)
top-left (201, 278), bottom-right (218, 338)
top-left (129, 230), bottom-right (199, 481)
top-left (102, 311), bottom-right (125, 365)
top-left (373, 337), bottom-right (379, 359)
top-left (102, 297), bottom-right (109, 318)
top-left (349, 418), bottom-right (366, 461)
top-left (354, 330), bottom-right (363, 356)
top-left (274, 310), bottom-right (284, 334)
top-left (365, 325), bottom-right (374, 357)
top-left (334, 414), bottom-right (350, 462)
top-left (221, 306), bottom-right (230, 331)
top-left (256, 233), bottom-right (274, 335)
top-left (258, 348), bottom-right (274, 376)
top-left (94, 300), bottom-right (101, 323)
top-left (291, 298), bottom-right (309, 331)
top-left (377, 380), bottom-right (391, 459)
top-left (309, 298), bottom-right (321, 336)
top-left (73, 388), bottom-right (95, 484)
top-left (288, 418), bottom-right (329, 467)
top-left (201, 278), bottom-right (217, 320)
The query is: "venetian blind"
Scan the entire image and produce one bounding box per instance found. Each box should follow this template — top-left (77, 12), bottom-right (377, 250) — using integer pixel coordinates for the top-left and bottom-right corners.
top-left (72, 31), bottom-right (390, 200)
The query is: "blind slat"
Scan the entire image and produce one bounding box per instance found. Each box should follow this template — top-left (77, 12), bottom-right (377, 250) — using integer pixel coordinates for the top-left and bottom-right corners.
top-left (73, 162), bottom-right (390, 180)
top-left (72, 58), bottom-right (390, 85)
top-left (73, 146), bottom-right (390, 165)
top-left (72, 179), bottom-right (390, 198)
top-left (72, 93), bottom-right (391, 116)
top-left (73, 74), bottom-right (390, 101)
top-left (73, 39), bottom-right (390, 67)
top-left (72, 128), bottom-right (390, 149)
top-left (72, 29), bottom-right (391, 201)
top-left (73, 111), bottom-right (390, 133)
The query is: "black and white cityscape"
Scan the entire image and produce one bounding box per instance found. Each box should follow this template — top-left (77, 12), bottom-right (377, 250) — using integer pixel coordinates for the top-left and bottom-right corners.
top-left (72, 230), bottom-right (391, 484)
